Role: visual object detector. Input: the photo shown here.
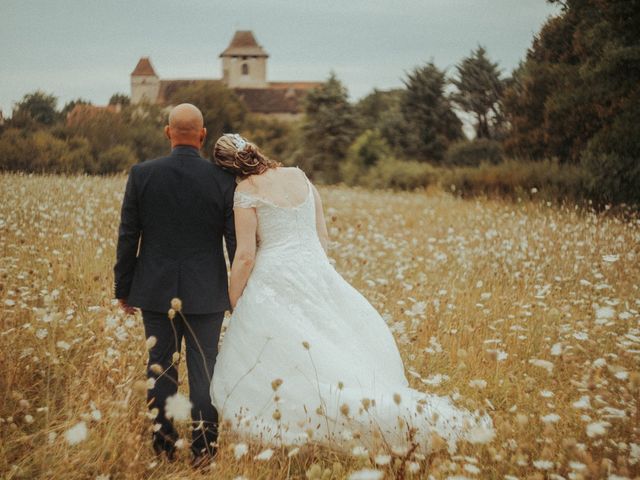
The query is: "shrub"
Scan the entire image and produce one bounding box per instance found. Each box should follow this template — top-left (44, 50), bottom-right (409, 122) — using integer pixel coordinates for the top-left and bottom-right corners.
top-left (362, 158), bottom-right (437, 191)
top-left (341, 129), bottom-right (391, 185)
top-left (581, 151), bottom-right (640, 206)
top-left (96, 145), bottom-right (137, 174)
top-left (0, 129), bottom-right (35, 171)
top-left (60, 137), bottom-right (96, 173)
top-left (444, 139), bottom-right (504, 167)
top-left (439, 158), bottom-right (590, 201)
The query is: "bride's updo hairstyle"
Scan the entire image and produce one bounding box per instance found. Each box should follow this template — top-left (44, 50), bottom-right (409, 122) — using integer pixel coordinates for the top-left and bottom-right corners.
top-left (213, 133), bottom-right (281, 177)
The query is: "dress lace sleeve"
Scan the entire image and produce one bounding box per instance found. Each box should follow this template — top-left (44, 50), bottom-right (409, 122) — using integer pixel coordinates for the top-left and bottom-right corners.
top-left (234, 191), bottom-right (258, 209)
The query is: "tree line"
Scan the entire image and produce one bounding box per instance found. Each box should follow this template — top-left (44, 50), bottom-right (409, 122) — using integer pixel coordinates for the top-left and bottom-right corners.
top-left (1, 0), bottom-right (638, 205)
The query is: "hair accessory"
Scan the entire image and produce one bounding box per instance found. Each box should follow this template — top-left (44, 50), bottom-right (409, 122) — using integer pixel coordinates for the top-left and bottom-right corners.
top-left (225, 133), bottom-right (248, 152)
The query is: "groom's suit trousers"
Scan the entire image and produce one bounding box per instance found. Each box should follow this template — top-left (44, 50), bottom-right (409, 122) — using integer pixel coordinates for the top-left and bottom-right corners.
top-left (142, 309), bottom-right (224, 456)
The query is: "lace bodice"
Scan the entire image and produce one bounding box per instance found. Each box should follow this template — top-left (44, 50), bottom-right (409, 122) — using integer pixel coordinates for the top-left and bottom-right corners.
top-left (233, 177), bottom-right (325, 260)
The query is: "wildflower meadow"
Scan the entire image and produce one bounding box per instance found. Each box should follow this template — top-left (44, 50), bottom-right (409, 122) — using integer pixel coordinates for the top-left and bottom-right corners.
top-left (1, 173), bottom-right (639, 479)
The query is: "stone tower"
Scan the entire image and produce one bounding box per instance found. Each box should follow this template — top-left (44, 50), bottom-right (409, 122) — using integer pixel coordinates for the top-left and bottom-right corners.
top-left (220, 31), bottom-right (269, 88)
top-left (131, 57), bottom-right (160, 104)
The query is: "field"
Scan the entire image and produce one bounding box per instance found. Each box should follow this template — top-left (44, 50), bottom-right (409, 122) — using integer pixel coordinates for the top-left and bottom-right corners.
top-left (1, 173), bottom-right (639, 479)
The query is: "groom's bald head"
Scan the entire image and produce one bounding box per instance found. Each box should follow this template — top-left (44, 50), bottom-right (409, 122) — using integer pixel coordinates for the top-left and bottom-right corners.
top-left (165, 103), bottom-right (206, 149)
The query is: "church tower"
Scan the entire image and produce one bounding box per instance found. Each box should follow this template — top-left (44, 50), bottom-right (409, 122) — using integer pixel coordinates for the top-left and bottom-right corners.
top-left (220, 31), bottom-right (269, 88)
top-left (130, 57), bottom-right (160, 104)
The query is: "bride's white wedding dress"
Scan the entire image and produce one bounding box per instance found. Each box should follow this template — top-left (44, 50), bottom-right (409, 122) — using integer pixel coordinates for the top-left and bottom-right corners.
top-left (210, 172), bottom-right (493, 453)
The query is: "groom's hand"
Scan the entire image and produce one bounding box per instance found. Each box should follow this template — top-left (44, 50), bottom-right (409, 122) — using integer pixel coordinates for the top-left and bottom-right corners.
top-left (118, 298), bottom-right (137, 315)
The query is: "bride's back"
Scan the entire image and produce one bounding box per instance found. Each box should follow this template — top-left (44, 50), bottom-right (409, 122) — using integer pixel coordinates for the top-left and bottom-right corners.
top-left (238, 167), bottom-right (309, 208)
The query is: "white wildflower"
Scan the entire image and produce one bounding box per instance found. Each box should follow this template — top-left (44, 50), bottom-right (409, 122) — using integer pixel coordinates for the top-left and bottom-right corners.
top-left (629, 443), bottom-right (640, 465)
top-left (287, 447), bottom-right (300, 457)
top-left (348, 469), bottom-right (384, 480)
top-left (572, 396), bottom-right (591, 409)
top-left (595, 306), bottom-right (615, 320)
top-left (529, 359), bottom-right (554, 373)
top-left (573, 331), bottom-right (589, 341)
top-left (64, 421), bottom-right (88, 445)
top-left (586, 421), bottom-right (610, 438)
top-left (469, 379), bottom-right (487, 389)
top-left (164, 393), bottom-right (191, 421)
top-left (463, 463), bottom-right (480, 474)
top-left (541, 413), bottom-right (561, 424)
top-left (233, 442), bottom-right (248, 459)
top-left (374, 454), bottom-right (391, 465)
top-left (351, 446), bottom-right (369, 457)
top-left (533, 459), bottom-right (554, 470)
top-left (255, 448), bottom-right (274, 461)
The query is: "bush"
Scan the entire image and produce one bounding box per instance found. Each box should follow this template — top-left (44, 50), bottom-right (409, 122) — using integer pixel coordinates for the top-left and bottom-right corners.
top-left (444, 139), bottom-right (504, 167)
top-left (96, 145), bottom-right (137, 174)
top-left (341, 130), bottom-right (391, 185)
top-left (362, 159), bottom-right (438, 190)
top-left (0, 130), bottom-right (96, 173)
top-left (581, 151), bottom-right (640, 206)
top-left (439, 158), bottom-right (590, 201)
top-left (0, 129), bottom-right (35, 171)
top-left (60, 137), bottom-right (96, 173)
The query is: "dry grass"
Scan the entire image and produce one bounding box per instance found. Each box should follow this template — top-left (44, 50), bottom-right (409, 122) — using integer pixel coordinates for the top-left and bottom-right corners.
top-left (1, 173), bottom-right (639, 479)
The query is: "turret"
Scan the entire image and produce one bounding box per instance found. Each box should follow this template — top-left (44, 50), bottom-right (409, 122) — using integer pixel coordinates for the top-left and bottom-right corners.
top-left (220, 31), bottom-right (269, 88)
top-left (130, 57), bottom-right (160, 104)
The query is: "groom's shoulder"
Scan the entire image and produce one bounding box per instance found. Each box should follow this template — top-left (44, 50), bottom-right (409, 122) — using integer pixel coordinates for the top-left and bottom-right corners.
top-left (133, 155), bottom-right (170, 172)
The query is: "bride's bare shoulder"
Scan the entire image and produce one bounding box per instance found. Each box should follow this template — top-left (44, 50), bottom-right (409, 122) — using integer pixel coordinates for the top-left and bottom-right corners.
top-left (236, 176), bottom-right (259, 194)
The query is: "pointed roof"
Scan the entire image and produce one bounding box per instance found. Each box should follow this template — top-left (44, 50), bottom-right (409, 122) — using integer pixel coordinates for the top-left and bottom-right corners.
top-left (131, 57), bottom-right (157, 76)
top-left (220, 31), bottom-right (269, 58)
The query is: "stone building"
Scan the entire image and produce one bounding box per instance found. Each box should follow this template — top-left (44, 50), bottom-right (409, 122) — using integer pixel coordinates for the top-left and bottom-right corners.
top-left (130, 31), bottom-right (321, 121)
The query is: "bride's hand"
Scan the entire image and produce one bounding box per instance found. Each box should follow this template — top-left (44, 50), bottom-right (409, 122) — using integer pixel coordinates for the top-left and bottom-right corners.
top-left (230, 293), bottom-right (239, 311)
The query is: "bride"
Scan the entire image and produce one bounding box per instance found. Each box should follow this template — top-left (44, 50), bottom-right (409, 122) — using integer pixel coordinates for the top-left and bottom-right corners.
top-left (209, 134), bottom-right (493, 454)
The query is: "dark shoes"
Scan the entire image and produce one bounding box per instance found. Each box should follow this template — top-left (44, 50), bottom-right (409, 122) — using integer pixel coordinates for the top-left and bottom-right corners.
top-left (191, 444), bottom-right (218, 470)
top-left (191, 452), bottom-right (214, 470)
top-left (152, 433), bottom-right (177, 462)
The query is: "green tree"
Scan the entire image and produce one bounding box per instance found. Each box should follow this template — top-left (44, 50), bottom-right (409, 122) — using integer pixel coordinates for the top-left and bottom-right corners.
top-left (241, 115), bottom-right (295, 161)
top-left (11, 91), bottom-right (60, 129)
top-left (451, 46), bottom-right (505, 139)
top-left (503, 0), bottom-right (640, 164)
top-left (401, 63), bottom-right (463, 162)
top-left (121, 103), bottom-right (168, 161)
top-left (109, 93), bottom-right (131, 107)
top-left (169, 81), bottom-right (247, 156)
top-left (341, 129), bottom-right (392, 185)
top-left (355, 89), bottom-right (403, 131)
top-left (60, 98), bottom-right (91, 118)
top-left (302, 73), bottom-right (358, 183)
top-left (65, 108), bottom-right (130, 158)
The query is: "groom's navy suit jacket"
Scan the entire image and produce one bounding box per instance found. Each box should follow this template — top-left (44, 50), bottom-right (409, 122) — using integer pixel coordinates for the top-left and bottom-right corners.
top-left (114, 145), bottom-right (236, 314)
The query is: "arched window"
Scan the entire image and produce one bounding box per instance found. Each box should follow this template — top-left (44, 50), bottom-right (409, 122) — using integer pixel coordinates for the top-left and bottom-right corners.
top-left (241, 63), bottom-right (249, 75)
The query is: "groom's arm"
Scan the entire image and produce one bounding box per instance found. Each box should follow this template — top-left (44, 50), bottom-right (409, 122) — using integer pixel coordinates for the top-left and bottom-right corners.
top-left (223, 182), bottom-right (237, 265)
top-left (114, 166), bottom-right (141, 303)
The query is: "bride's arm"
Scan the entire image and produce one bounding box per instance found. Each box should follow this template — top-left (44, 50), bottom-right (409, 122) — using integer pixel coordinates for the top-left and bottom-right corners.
top-left (311, 185), bottom-right (330, 254)
top-left (228, 206), bottom-right (257, 309)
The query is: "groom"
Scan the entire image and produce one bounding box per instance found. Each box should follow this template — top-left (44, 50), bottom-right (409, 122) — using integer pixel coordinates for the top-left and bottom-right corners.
top-left (113, 103), bottom-right (236, 466)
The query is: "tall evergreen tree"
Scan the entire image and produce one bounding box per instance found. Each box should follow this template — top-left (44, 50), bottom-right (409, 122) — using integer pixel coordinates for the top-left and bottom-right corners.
top-left (302, 73), bottom-right (357, 183)
top-left (451, 46), bottom-right (505, 139)
top-left (401, 63), bottom-right (462, 162)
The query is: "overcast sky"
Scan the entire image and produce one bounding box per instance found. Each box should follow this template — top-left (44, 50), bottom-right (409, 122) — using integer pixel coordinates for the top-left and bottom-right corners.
top-left (0, 0), bottom-right (559, 113)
